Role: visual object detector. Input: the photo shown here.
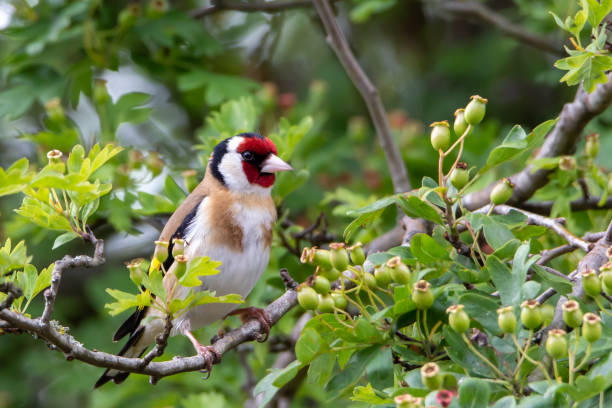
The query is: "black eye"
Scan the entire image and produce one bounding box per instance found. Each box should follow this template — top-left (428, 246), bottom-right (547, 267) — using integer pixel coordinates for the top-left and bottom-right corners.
top-left (241, 151), bottom-right (254, 161)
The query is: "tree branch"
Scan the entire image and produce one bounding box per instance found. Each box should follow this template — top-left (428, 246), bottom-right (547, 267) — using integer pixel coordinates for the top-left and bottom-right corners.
top-left (0, 274), bottom-right (298, 382)
top-left (479, 204), bottom-right (591, 252)
top-left (545, 220), bottom-right (612, 331)
top-left (190, 0), bottom-right (340, 18)
top-left (41, 231), bottom-right (105, 324)
top-left (429, 0), bottom-right (562, 56)
top-left (463, 73), bottom-right (612, 210)
top-left (517, 196), bottom-right (612, 216)
top-left (0, 229), bottom-right (299, 383)
top-left (312, 0), bottom-right (411, 193)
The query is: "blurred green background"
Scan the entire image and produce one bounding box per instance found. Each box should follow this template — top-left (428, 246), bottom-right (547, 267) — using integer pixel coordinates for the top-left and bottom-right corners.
top-left (1, 0), bottom-right (606, 407)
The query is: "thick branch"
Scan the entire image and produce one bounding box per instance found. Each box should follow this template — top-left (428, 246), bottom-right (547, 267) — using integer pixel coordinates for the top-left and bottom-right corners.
top-left (431, 1), bottom-right (562, 56)
top-left (463, 73), bottom-right (612, 210)
top-left (312, 0), bottom-right (411, 193)
top-left (0, 271), bottom-right (298, 381)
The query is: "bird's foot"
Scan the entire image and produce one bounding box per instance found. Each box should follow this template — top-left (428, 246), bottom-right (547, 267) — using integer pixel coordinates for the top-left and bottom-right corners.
top-left (195, 343), bottom-right (222, 379)
top-left (183, 329), bottom-right (221, 379)
top-left (225, 307), bottom-right (272, 342)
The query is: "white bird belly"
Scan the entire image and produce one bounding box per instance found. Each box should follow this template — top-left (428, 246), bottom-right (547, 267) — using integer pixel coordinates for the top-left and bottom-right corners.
top-left (170, 197), bottom-right (273, 336)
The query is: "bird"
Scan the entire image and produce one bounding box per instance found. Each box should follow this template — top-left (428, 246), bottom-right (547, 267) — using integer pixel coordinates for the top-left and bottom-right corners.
top-left (95, 132), bottom-right (292, 387)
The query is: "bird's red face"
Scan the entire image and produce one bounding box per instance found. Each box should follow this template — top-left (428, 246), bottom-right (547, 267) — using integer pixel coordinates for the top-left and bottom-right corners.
top-left (211, 133), bottom-right (292, 192)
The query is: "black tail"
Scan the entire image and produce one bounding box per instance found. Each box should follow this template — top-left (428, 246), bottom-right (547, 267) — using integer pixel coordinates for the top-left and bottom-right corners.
top-left (94, 326), bottom-right (145, 388)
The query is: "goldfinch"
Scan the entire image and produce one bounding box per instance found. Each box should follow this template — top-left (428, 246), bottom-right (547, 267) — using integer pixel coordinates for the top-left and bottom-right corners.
top-left (95, 133), bottom-right (292, 387)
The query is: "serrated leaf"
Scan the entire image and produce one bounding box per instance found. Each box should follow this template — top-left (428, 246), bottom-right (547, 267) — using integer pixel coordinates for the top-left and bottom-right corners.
top-left (179, 256), bottom-right (221, 287)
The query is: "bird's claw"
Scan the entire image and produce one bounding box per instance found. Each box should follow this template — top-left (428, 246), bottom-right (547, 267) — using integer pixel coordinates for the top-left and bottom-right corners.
top-left (196, 344), bottom-right (221, 379)
top-left (225, 306), bottom-right (272, 342)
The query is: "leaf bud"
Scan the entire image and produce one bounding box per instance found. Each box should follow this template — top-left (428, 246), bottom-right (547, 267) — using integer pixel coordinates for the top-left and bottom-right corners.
top-left (430, 120), bottom-right (451, 151)
top-left (582, 313), bottom-right (602, 343)
top-left (546, 329), bottom-right (568, 359)
top-left (581, 269), bottom-right (601, 298)
top-left (118, 3), bottom-right (141, 29)
top-left (313, 275), bottom-right (331, 295)
top-left (450, 162), bottom-right (469, 190)
top-left (297, 286), bottom-right (319, 310)
top-left (453, 108), bottom-right (469, 136)
top-left (174, 254), bottom-right (188, 280)
top-left (317, 294), bottom-right (335, 313)
top-left (348, 242), bottom-right (366, 265)
top-left (153, 240), bottom-right (169, 265)
top-left (562, 300), bottom-right (583, 329)
top-left (520, 299), bottom-right (542, 330)
top-left (331, 291), bottom-right (347, 310)
top-left (44, 98), bottom-right (65, 123)
top-left (127, 258), bottom-right (145, 286)
top-left (600, 262), bottom-right (612, 290)
top-left (497, 306), bottom-right (517, 334)
top-left (490, 178), bottom-right (514, 205)
top-left (541, 303), bottom-right (555, 326)
top-left (146, 0), bottom-right (169, 18)
top-left (93, 79), bottom-right (109, 105)
top-left (464, 95), bottom-right (487, 125)
top-left (586, 133), bottom-right (599, 159)
top-left (446, 304), bottom-right (470, 333)
top-left (412, 280), bottom-right (434, 310)
top-left (329, 243), bottom-right (349, 271)
top-left (172, 238), bottom-right (185, 257)
top-left (374, 265), bottom-right (392, 287)
top-left (559, 156), bottom-right (576, 171)
top-left (421, 362), bottom-right (442, 390)
top-left (363, 271), bottom-right (377, 289)
top-left (386, 256), bottom-right (411, 284)
top-left (47, 149), bottom-right (63, 165)
top-left (394, 394), bottom-right (423, 408)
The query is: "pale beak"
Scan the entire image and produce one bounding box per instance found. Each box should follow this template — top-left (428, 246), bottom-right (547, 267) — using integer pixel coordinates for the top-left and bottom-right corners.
top-left (261, 154), bottom-right (293, 173)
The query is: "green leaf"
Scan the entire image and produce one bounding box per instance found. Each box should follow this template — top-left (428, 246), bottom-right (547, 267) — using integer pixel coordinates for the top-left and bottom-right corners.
top-left (459, 292), bottom-right (501, 335)
top-left (532, 265), bottom-right (572, 295)
top-left (486, 255), bottom-right (518, 307)
top-left (178, 69), bottom-right (259, 105)
top-left (444, 326), bottom-right (495, 377)
top-left (271, 360), bottom-right (303, 387)
top-left (147, 268), bottom-right (167, 299)
top-left (307, 353), bottom-right (336, 387)
top-left (410, 233), bottom-right (450, 263)
top-left (180, 256), bottom-right (221, 287)
top-left (483, 220), bottom-right (515, 250)
top-left (459, 378), bottom-right (491, 408)
top-left (481, 125), bottom-right (529, 173)
top-left (31, 263), bottom-right (53, 300)
top-left (204, 97), bottom-right (259, 143)
top-left (365, 347), bottom-right (393, 390)
top-left (296, 328), bottom-right (325, 364)
top-left (52, 231), bottom-right (79, 250)
top-left (396, 195), bottom-right (443, 225)
top-left (325, 346), bottom-right (380, 399)
top-left (344, 208), bottom-right (385, 241)
top-left (492, 396), bottom-right (517, 408)
top-left (163, 176), bottom-right (187, 205)
top-left (351, 383), bottom-right (392, 404)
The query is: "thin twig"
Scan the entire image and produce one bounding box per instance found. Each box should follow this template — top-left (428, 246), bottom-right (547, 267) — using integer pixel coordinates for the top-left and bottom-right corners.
top-left (312, 0), bottom-right (411, 193)
top-left (518, 197), bottom-right (612, 216)
top-left (477, 204), bottom-right (591, 252)
top-left (41, 231), bottom-right (105, 324)
top-left (431, 0), bottom-right (562, 56)
top-left (190, 0), bottom-right (341, 18)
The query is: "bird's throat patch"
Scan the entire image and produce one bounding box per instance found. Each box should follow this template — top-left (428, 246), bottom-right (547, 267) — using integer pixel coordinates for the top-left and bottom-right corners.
top-left (242, 162), bottom-right (275, 187)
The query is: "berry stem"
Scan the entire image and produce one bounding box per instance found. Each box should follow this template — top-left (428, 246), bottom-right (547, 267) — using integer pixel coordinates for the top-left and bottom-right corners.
top-left (511, 332), bottom-right (552, 383)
